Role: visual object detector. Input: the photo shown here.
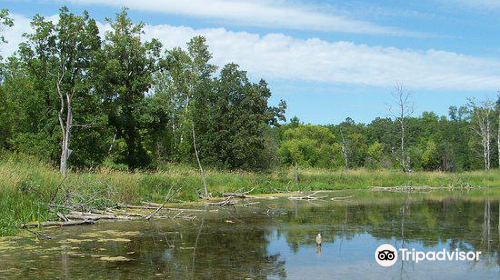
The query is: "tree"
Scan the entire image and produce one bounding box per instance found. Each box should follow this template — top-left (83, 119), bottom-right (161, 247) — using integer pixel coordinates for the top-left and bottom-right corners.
top-left (186, 36), bottom-right (217, 197)
top-left (422, 139), bottom-right (439, 170)
top-left (197, 63), bottom-right (285, 171)
top-left (153, 47), bottom-right (193, 162)
top-left (11, 8), bottom-right (104, 176)
top-left (468, 98), bottom-right (495, 170)
top-left (0, 9), bottom-right (14, 146)
top-left (55, 8), bottom-right (101, 177)
top-left (366, 142), bottom-right (384, 169)
top-left (99, 8), bottom-right (162, 169)
top-left (279, 125), bottom-right (337, 168)
top-left (388, 85), bottom-right (414, 172)
top-left (154, 36), bottom-right (217, 196)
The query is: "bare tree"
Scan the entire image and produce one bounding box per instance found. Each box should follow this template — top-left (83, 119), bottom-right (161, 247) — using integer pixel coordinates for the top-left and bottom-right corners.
top-left (468, 98), bottom-right (494, 170)
top-left (56, 71), bottom-right (73, 179)
top-left (388, 85), bottom-right (414, 172)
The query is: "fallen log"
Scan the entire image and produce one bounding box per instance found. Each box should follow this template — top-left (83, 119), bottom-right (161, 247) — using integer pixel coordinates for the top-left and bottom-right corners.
top-left (141, 201), bottom-right (162, 207)
top-left (118, 203), bottom-right (158, 210)
top-left (144, 201), bottom-right (167, 220)
top-left (111, 211), bottom-right (144, 217)
top-left (222, 188), bottom-right (255, 198)
top-left (207, 197), bottom-right (238, 206)
top-left (21, 220), bottom-right (95, 228)
top-left (57, 212), bottom-right (69, 222)
top-left (68, 211), bottom-right (138, 221)
top-left (119, 203), bottom-right (217, 213)
top-left (288, 191), bottom-right (327, 201)
top-left (66, 214), bottom-right (101, 221)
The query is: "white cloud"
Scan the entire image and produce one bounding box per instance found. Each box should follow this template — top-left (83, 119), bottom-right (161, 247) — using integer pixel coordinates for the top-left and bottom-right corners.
top-left (59, 0), bottom-right (421, 36)
top-left (143, 24), bottom-right (500, 91)
top-left (3, 13), bottom-right (500, 91)
top-left (1, 14), bottom-right (31, 57)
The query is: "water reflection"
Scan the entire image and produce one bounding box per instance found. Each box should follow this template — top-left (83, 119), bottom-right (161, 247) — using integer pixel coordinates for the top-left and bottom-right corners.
top-left (0, 192), bottom-right (498, 279)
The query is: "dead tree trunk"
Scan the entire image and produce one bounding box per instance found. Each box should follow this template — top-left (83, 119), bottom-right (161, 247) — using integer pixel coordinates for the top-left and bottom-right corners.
top-left (57, 74), bottom-right (74, 179)
top-left (389, 85), bottom-right (414, 173)
top-left (469, 98), bottom-right (493, 170)
top-left (192, 123), bottom-right (208, 198)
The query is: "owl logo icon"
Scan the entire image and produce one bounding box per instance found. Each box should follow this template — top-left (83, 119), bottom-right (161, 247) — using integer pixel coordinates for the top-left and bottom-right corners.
top-left (375, 244), bottom-right (398, 266)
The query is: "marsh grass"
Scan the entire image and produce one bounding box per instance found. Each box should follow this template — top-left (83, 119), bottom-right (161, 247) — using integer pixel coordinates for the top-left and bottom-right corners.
top-left (0, 153), bottom-right (499, 236)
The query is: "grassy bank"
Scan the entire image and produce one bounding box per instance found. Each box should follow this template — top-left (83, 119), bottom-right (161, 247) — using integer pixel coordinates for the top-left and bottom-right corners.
top-left (1, 154), bottom-right (499, 236)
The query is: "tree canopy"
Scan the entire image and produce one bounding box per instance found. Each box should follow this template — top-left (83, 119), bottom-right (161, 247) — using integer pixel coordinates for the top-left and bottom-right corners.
top-left (0, 7), bottom-right (499, 173)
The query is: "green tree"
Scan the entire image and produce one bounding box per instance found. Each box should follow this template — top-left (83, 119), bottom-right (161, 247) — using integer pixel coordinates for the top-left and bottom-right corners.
top-left (54, 7), bottom-right (102, 177)
top-left (279, 125), bottom-right (337, 168)
top-left (204, 63), bottom-right (286, 170)
top-left (422, 139), bottom-right (439, 170)
top-left (99, 8), bottom-right (162, 169)
top-left (3, 8), bottom-right (107, 171)
top-left (366, 142), bottom-right (384, 169)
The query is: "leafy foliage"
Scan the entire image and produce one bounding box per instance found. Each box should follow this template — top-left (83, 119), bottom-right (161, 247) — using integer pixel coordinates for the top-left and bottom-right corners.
top-left (0, 6), bottom-right (499, 174)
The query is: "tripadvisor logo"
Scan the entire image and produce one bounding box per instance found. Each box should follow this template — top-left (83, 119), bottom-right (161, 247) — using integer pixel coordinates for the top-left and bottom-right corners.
top-left (375, 244), bottom-right (398, 267)
top-left (375, 244), bottom-right (481, 267)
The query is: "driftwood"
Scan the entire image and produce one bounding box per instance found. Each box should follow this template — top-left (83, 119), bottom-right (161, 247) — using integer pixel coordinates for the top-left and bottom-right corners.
top-left (144, 201), bottom-right (167, 220)
top-left (20, 198), bottom-right (206, 229)
top-left (288, 191), bottom-right (327, 201)
top-left (21, 220), bottom-right (95, 228)
top-left (118, 203), bottom-right (158, 210)
top-left (66, 211), bottom-right (137, 221)
top-left (120, 203), bottom-right (217, 213)
top-left (207, 197), bottom-right (238, 207)
top-left (57, 212), bottom-right (69, 222)
top-left (222, 188), bottom-right (255, 198)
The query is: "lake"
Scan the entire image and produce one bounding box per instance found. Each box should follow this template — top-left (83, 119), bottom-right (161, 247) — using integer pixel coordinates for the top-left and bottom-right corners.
top-left (0, 190), bottom-right (498, 279)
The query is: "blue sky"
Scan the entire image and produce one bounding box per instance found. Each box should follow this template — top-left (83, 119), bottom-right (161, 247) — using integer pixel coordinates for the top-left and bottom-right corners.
top-left (1, 0), bottom-right (500, 124)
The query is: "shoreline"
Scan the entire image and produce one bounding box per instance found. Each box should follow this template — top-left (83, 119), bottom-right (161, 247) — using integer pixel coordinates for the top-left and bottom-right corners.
top-left (1, 156), bottom-right (500, 236)
top-left (9, 186), bottom-right (500, 238)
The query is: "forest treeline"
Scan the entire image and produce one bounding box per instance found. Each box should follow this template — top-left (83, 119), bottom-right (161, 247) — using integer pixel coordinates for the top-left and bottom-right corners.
top-left (0, 7), bottom-right (499, 175)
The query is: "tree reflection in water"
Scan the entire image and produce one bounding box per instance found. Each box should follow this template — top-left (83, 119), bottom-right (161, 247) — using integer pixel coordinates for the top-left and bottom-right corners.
top-left (0, 192), bottom-right (498, 280)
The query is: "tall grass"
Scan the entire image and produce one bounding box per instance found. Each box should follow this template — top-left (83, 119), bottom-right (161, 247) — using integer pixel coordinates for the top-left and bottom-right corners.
top-left (0, 153), bottom-right (499, 235)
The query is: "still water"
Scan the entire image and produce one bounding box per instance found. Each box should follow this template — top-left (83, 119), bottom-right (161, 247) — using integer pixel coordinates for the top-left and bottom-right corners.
top-left (0, 190), bottom-right (498, 279)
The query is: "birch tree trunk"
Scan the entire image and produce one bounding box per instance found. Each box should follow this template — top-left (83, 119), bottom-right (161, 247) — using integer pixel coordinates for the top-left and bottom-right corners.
top-left (469, 98), bottom-right (493, 170)
top-left (389, 85), bottom-right (413, 173)
top-left (192, 123), bottom-right (208, 198)
top-left (57, 75), bottom-right (74, 179)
